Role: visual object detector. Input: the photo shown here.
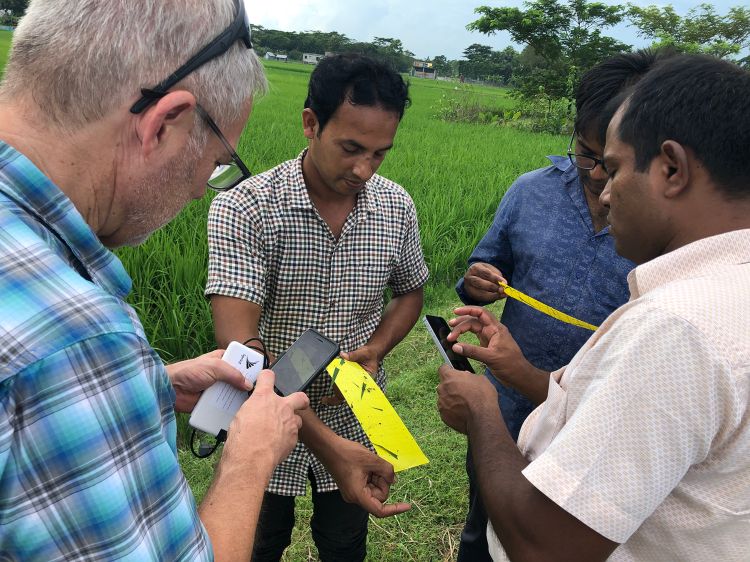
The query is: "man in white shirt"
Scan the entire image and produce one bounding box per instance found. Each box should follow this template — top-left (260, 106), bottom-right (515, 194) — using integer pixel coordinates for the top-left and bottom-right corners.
top-left (437, 54), bottom-right (750, 561)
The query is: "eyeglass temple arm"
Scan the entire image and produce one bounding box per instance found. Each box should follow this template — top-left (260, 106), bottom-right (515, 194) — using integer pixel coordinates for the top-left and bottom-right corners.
top-left (130, 0), bottom-right (250, 114)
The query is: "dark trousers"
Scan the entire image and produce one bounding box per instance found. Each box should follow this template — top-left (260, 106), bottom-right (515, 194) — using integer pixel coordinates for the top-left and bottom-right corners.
top-left (251, 474), bottom-right (369, 562)
top-left (457, 447), bottom-right (493, 562)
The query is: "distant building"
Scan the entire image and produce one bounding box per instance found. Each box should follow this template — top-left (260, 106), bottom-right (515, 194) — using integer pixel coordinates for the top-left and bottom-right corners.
top-left (303, 53), bottom-right (325, 65)
top-left (264, 52), bottom-right (288, 62)
top-left (412, 60), bottom-right (436, 79)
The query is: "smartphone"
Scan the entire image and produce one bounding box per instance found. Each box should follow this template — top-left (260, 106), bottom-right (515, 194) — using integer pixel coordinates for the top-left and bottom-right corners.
top-left (423, 315), bottom-right (475, 373)
top-left (270, 329), bottom-right (340, 396)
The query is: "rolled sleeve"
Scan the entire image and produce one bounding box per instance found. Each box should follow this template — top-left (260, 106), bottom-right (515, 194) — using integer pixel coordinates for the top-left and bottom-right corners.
top-left (388, 198), bottom-right (428, 295)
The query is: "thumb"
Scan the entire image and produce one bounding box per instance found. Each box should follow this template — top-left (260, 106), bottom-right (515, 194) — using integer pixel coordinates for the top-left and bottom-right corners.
top-left (452, 341), bottom-right (494, 366)
top-left (284, 391), bottom-right (310, 412)
top-left (254, 369), bottom-right (276, 393)
top-left (209, 359), bottom-right (251, 391)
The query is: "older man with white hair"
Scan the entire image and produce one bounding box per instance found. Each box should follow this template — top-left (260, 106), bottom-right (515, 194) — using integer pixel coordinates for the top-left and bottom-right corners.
top-left (0, 1), bottom-right (315, 559)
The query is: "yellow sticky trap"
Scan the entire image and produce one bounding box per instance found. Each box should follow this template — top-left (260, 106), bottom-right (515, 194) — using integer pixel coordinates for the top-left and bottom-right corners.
top-left (499, 282), bottom-right (599, 332)
top-left (326, 358), bottom-right (429, 472)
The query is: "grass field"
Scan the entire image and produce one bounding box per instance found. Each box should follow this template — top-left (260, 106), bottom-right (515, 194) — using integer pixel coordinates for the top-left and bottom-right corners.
top-left (0, 30), bottom-right (12, 77)
top-left (1, 47), bottom-right (568, 560)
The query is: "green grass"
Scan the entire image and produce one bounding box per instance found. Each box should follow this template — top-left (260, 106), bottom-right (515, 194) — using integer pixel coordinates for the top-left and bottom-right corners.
top-left (0, 30), bottom-right (12, 78)
top-left (1, 48), bottom-right (563, 559)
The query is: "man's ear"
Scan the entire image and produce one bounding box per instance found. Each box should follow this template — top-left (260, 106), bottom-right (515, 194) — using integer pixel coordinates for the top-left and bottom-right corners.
top-left (134, 91), bottom-right (197, 160)
top-left (302, 108), bottom-right (319, 140)
top-left (658, 140), bottom-right (690, 199)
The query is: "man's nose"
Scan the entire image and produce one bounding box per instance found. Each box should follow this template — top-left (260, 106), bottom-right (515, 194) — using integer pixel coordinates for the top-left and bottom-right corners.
top-left (600, 181), bottom-right (611, 208)
top-left (352, 158), bottom-right (374, 181)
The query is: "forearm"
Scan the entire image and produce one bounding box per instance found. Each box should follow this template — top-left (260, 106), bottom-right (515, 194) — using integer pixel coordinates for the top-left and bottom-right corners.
top-left (211, 296), bottom-right (262, 349)
top-left (496, 361), bottom-right (550, 406)
top-left (468, 406), bottom-right (613, 561)
top-left (199, 453), bottom-right (275, 561)
top-left (365, 287), bottom-right (423, 359)
top-left (298, 407), bottom-right (344, 463)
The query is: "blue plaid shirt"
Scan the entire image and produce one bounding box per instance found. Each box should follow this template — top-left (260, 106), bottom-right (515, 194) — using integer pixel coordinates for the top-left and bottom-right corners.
top-left (0, 142), bottom-right (211, 560)
top-left (457, 156), bottom-right (635, 439)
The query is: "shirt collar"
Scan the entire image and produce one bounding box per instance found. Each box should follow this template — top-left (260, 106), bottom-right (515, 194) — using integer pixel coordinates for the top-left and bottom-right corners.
top-left (286, 149), bottom-right (381, 214)
top-left (548, 155), bottom-right (609, 236)
top-left (628, 229), bottom-right (750, 299)
top-left (0, 141), bottom-right (132, 299)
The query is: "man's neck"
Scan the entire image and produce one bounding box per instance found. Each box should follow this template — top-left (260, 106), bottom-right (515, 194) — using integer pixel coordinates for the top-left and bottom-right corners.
top-left (0, 101), bottom-right (115, 235)
top-left (300, 150), bottom-right (357, 239)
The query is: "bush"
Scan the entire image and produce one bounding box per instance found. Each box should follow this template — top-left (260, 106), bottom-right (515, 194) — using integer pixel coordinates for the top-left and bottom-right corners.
top-left (433, 84), bottom-right (572, 134)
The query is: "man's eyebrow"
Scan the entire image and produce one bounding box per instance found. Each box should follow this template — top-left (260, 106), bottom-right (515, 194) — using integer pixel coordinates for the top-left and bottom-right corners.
top-left (576, 137), bottom-right (599, 155)
top-left (341, 139), bottom-right (394, 152)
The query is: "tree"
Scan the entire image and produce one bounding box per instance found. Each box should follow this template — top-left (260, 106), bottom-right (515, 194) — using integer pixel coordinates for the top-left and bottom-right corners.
top-left (432, 55), bottom-right (452, 77)
top-left (0, 0), bottom-right (27, 17)
top-left (468, 0), bottom-right (630, 98)
top-left (627, 3), bottom-right (750, 61)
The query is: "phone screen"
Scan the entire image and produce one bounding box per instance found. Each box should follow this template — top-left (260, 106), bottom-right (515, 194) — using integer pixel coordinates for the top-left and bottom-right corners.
top-left (270, 329), bottom-right (340, 396)
top-left (423, 315), bottom-right (475, 373)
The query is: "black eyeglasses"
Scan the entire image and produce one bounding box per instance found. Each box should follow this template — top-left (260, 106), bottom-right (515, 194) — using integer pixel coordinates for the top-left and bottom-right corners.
top-left (130, 0), bottom-right (252, 114)
top-left (196, 104), bottom-right (251, 192)
top-left (567, 131), bottom-right (607, 173)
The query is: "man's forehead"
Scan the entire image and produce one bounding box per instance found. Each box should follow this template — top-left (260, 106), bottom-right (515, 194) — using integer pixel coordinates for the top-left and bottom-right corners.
top-left (603, 106), bottom-right (627, 158)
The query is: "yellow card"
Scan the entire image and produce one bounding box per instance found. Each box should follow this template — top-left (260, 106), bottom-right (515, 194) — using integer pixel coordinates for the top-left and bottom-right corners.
top-left (326, 358), bottom-right (429, 472)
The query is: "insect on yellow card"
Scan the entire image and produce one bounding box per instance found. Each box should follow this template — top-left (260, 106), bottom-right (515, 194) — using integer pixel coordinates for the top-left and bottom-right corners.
top-left (326, 358), bottom-right (429, 472)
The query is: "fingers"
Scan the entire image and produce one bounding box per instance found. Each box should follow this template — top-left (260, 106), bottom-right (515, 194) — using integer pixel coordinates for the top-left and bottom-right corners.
top-left (450, 341), bottom-right (494, 365)
top-left (445, 316), bottom-right (484, 341)
top-left (468, 262), bottom-right (504, 283)
top-left (284, 390), bottom-right (309, 413)
top-left (368, 499), bottom-right (412, 518)
top-left (452, 306), bottom-right (499, 326)
top-left (438, 363), bottom-right (465, 381)
top-left (253, 369), bottom-right (276, 393)
top-left (205, 356), bottom-right (250, 391)
top-left (367, 455), bottom-right (396, 484)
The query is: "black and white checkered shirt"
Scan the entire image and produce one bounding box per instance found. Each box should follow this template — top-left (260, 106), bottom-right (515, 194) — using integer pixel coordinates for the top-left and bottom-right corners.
top-left (206, 150), bottom-right (429, 495)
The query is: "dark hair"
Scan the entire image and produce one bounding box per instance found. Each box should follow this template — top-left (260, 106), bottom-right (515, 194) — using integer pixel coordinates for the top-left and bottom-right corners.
top-left (575, 48), bottom-right (673, 140)
top-left (615, 54), bottom-right (750, 198)
top-left (304, 54), bottom-right (410, 133)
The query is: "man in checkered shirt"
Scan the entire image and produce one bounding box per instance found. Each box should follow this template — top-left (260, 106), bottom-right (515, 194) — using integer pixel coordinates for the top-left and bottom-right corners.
top-left (207, 54), bottom-right (429, 561)
top-left (0, 1), bottom-right (309, 559)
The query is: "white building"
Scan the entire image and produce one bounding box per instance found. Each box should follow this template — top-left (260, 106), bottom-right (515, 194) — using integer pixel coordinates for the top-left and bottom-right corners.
top-left (303, 53), bottom-right (325, 65)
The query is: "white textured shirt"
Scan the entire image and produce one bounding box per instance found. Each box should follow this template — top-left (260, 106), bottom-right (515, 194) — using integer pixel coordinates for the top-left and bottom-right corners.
top-left (488, 229), bottom-right (750, 561)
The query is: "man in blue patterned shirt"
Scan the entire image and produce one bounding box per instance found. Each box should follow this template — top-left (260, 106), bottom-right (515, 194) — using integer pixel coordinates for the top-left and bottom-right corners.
top-left (453, 50), bottom-right (670, 562)
top-left (0, 1), bottom-right (312, 560)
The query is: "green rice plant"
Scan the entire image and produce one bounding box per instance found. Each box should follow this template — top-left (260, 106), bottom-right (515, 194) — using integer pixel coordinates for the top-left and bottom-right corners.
top-left (0, 29), bottom-right (13, 78)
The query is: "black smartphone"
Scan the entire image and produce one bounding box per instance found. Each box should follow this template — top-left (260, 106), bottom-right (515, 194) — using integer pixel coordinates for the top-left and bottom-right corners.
top-left (423, 315), bottom-right (475, 373)
top-left (269, 329), bottom-right (340, 396)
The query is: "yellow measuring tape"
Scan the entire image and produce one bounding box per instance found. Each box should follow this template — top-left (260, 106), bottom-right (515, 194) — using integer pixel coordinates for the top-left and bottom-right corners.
top-left (326, 358), bottom-right (429, 472)
top-left (499, 282), bottom-right (599, 331)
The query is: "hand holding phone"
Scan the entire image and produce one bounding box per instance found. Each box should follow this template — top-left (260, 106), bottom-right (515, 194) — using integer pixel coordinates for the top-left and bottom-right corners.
top-left (423, 315), bottom-right (475, 373)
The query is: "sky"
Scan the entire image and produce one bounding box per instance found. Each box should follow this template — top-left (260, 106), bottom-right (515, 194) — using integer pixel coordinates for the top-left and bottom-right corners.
top-left (249, 0), bottom-right (743, 60)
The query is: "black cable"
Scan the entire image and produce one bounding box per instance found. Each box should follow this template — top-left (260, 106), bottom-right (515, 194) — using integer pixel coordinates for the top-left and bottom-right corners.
top-left (190, 428), bottom-right (227, 458)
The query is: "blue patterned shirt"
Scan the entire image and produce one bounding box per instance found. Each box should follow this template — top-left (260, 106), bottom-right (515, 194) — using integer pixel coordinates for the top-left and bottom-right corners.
top-left (0, 142), bottom-right (211, 560)
top-left (456, 156), bottom-right (634, 439)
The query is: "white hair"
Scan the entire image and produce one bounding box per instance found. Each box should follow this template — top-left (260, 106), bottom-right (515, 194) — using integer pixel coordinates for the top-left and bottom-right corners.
top-left (0, 0), bottom-right (266, 130)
